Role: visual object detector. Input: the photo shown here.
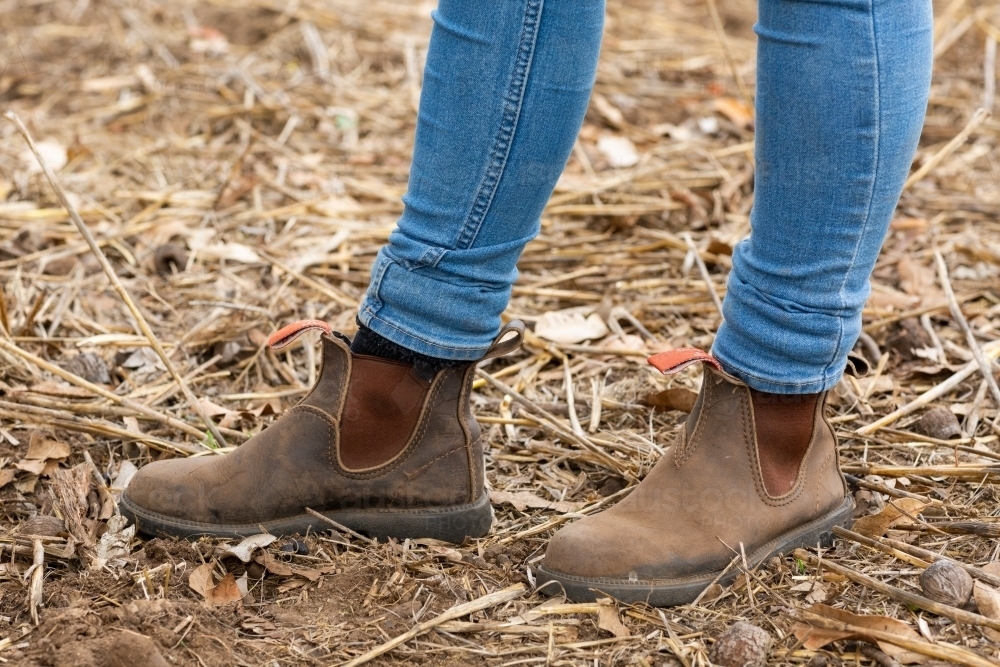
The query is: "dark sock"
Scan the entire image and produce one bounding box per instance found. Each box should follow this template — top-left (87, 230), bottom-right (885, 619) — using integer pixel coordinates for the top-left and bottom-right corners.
top-left (351, 321), bottom-right (464, 381)
top-left (750, 389), bottom-right (821, 497)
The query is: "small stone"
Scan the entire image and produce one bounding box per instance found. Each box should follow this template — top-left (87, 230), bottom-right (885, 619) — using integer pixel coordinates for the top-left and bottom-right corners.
top-left (708, 621), bottom-right (773, 667)
top-left (917, 406), bottom-right (962, 440)
top-left (919, 559), bottom-right (973, 608)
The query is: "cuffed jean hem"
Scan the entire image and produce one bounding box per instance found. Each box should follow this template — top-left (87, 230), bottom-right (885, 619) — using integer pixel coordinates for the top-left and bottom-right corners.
top-left (357, 252), bottom-right (502, 361)
top-left (357, 308), bottom-right (492, 362)
top-left (711, 348), bottom-right (844, 395)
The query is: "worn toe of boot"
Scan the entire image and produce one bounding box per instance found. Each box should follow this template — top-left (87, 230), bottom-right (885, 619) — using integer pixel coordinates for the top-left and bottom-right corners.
top-left (121, 457), bottom-right (218, 532)
top-left (535, 350), bottom-right (854, 606)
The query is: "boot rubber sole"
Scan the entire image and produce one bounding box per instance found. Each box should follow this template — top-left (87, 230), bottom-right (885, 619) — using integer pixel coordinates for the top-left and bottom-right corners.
top-left (119, 491), bottom-right (494, 544)
top-left (534, 495), bottom-right (854, 607)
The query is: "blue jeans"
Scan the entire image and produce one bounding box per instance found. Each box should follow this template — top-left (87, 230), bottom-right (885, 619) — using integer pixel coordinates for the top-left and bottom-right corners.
top-left (358, 0), bottom-right (932, 393)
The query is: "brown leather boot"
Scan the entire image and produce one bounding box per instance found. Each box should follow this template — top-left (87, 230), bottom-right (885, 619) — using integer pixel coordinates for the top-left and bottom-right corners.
top-left (536, 348), bottom-right (858, 606)
top-left (120, 320), bottom-right (524, 542)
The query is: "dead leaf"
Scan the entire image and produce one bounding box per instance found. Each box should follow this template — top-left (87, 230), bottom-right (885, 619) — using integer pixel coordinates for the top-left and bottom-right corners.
top-left (206, 573), bottom-right (244, 606)
top-left (255, 552), bottom-right (293, 577)
top-left (91, 514), bottom-right (136, 570)
top-left (897, 257), bottom-right (938, 298)
top-left (198, 398), bottom-right (232, 419)
top-left (535, 309), bottom-right (609, 344)
top-left (188, 563), bottom-right (215, 597)
top-left (216, 534), bottom-right (277, 563)
top-left (596, 135), bottom-right (639, 168)
top-left (20, 140), bottom-right (67, 174)
top-left (792, 604), bottom-right (924, 662)
top-left (798, 581), bottom-right (830, 605)
top-left (598, 333), bottom-right (646, 353)
top-left (982, 562), bottom-right (1000, 578)
top-left (973, 582), bottom-right (1000, 642)
top-left (25, 434), bottom-right (71, 461)
top-left (867, 282), bottom-right (920, 311)
top-left (852, 498), bottom-right (929, 538)
top-left (489, 490), bottom-right (582, 514)
top-left (15, 459), bottom-right (49, 475)
top-left (428, 546), bottom-right (464, 563)
top-left (0, 468), bottom-right (15, 489)
top-left (713, 97), bottom-right (753, 128)
top-left (640, 387), bottom-right (698, 413)
top-left (706, 237), bottom-right (734, 256)
top-left (14, 474), bottom-right (38, 493)
top-left (596, 598), bottom-right (630, 638)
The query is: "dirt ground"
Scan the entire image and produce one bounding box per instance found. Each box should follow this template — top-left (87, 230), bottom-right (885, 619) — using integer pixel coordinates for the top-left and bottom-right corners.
top-left (2, 0), bottom-right (1000, 665)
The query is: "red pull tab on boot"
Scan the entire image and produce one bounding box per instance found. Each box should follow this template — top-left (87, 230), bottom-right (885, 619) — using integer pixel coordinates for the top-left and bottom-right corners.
top-left (268, 320), bottom-right (332, 350)
top-left (647, 348), bottom-right (722, 375)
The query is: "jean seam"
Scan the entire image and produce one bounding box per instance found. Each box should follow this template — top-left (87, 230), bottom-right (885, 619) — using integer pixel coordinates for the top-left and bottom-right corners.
top-left (362, 253), bottom-right (392, 316)
top-left (453, 0), bottom-right (543, 251)
top-left (827, 0), bottom-right (882, 389)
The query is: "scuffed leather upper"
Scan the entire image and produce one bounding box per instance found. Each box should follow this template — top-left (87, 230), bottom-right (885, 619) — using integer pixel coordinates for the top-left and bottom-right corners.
top-left (124, 334), bottom-right (483, 525)
top-left (543, 366), bottom-right (847, 580)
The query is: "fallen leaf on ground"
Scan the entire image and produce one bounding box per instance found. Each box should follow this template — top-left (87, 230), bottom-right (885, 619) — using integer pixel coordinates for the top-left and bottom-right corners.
top-left (0, 468), bottom-right (15, 489)
top-left (15, 433), bottom-right (71, 476)
top-left (596, 598), bottom-right (630, 638)
top-left (641, 387), bottom-right (698, 413)
top-left (852, 498), bottom-right (929, 538)
top-left (14, 475), bottom-right (39, 493)
top-left (973, 582), bottom-right (1000, 642)
top-left (596, 135), bottom-right (639, 168)
top-left (712, 97), bottom-right (753, 128)
top-left (20, 140), bottom-right (67, 174)
top-left (534, 309), bottom-right (608, 344)
top-left (897, 256), bottom-right (939, 299)
top-left (216, 534), bottom-right (277, 563)
top-left (188, 563), bottom-right (215, 597)
top-left (255, 552), bottom-right (293, 577)
top-left (188, 564), bottom-right (244, 606)
top-left (791, 604), bottom-right (925, 663)
top-left (92, 515), bottom-right (136, 570)
top-left (207, 573), bottom-right (244, 606)
top-left (489, 490), bottom-right (583, 514)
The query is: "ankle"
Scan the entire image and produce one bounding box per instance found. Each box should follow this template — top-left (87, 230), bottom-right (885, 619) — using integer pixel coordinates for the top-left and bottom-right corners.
top-left (749, 389), bottom-right (821, 496)
top-left (351, 321), bottom-right (465, 380)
